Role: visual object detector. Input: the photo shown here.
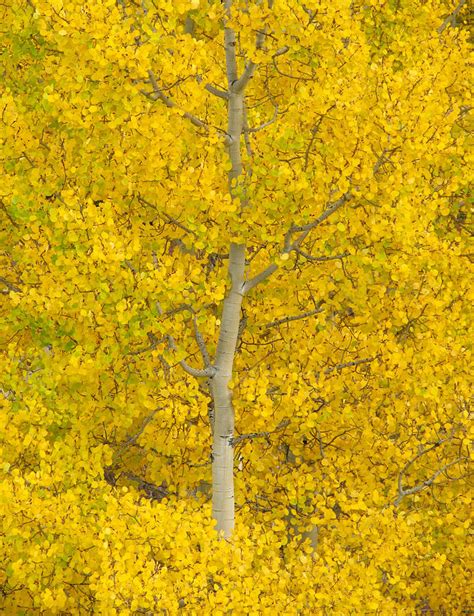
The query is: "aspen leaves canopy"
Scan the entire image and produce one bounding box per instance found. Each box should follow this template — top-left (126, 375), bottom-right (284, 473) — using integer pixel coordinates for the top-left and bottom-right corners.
top-left (1, 0), bottom-right (473, 613)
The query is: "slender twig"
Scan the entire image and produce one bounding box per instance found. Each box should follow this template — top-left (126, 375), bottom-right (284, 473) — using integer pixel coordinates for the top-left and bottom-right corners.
top-left (263, 308), bottom-right (324, 329)
top-left (193, 316), bottom-right (212, 368)
top-left (243, 192), bottom-right (352, 293)
top-left (295, 250), bottom-right (350, 263)
top-left (166, 334), bottom-right (216, 378)
top-left (204, 83), bottom-right (229, 100)
top-left (138, 196), bottom-right (198, 236)
top-left (231, 418), bottom-right (290, 446)
top-left (161, 304), bottom-right (212, 368)
top-left (273, 46), bottom-right (290, 57)
top-left (154, 303), bottom-right (214, 377)
top-left (303, 106), bottom-right (336, 171)
top-left (145, 70), bottom-right (209, 130)
top-left (127, 333), bottom-right (167, 356)
top-left (285, 193), bottom-right (352, 242)
top-left (114, 410), bottom-right (160, 459)
top-left (247, 105), bottom-right (279, 133)
top-left (323, 357), bottom-right (376, 375)
top-left (194, 73), bottom-right (229, 100)
top-left (395, 456), bottom-right (467, 506)
top-left (397, 439), bottom-right (449, 498)
top-left (0, 276), bottom-right (21, 293)
top-left (230, 432), bottom-right (271, 446)
top-left (123, 472), bottom-right (169, 501)
top-left (0, 199), bottom-right (20, 228)
top-left (438, 0), bottom-right (467, 33)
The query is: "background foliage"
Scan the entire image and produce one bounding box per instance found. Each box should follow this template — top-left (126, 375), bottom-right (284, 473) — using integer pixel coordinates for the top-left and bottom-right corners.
top-left (1, 0), bottom-right (472, 613)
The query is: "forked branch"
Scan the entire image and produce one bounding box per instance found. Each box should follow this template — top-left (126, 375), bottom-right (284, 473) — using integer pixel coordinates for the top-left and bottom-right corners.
top-left (394, 437), bottom-right (467, 506)
top-left (438, 0), bottom-right (467, 33)
top-left (166, 334), bottom-right (216, 378)
top-left (243, 192), bottom-right (352, 293)
top-left (145, 70), bottom-right (209, 129)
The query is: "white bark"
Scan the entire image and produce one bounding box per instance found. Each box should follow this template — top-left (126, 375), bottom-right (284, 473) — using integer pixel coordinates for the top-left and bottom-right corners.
top-left (211, 244), bottom-right (245, 537)
top-left (211, 1), bottom-right (248, 538)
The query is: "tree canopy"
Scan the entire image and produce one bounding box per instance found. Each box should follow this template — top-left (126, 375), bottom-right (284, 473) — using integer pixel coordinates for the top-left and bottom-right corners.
top-left (0, 0), bottom-right (472, 613)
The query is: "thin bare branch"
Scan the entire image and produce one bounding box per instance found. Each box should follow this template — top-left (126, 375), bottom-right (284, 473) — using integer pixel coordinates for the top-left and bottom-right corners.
top-left (295, 250), bottom-right (350, 263)
top-left (123, 472), bottom-right (169, 501)
top-left (146, 70), bottom-right (208, 130)
top-left (0, 198), bottom-right (20, 228)
top-left (231, 431), bottom-right (270, 446)
top-left (243, 193), bottom-right (352, 294)
top-left (0, 276), bottom-right (21, 293)
top-left (193, 316), bottom-right (212, 368)
top-left (287, 192), bottom-right (352, 241)
top-left (438, 0), bottom-right (467, 33)
top-left (179, 357), bottom-right (216, 379)
top-left (247, 104), bottom-right (279, 133)
top-left (205, 83), bottom-right (229, 100)
top-left (128, 333), bottom-right (167, 356)
top-left (397, 439), bottom-right (450, 498)
top-left (395, 456), bottom-right (468, 506)
top-left (114, 410), bottom-right (160, 459)
top-left (263, 308), bottom-right (323, 329)
top-left (231, 418), bottom-right (290, 446)
top-left (161, 304), bottom-right (212, 367)
top-left (323, 357), bottom-right (376, 375)
top-left (243, 263), bottom-right (278, 293)
top-left (273, 46), bottom-right (289, 57)
top-left (303, 106), bottom-right (337, 172)
top-left (166, 334), bottom-right (216, 379)
top-left (131, 298), bottom-right (212, 364)
top-left (194, 73), bottom-right (229, 100)
top-left (138, 196), bottom-right (198, 236)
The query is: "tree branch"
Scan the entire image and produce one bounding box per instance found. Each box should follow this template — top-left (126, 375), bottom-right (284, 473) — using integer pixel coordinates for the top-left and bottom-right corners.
top-left (166, 334), bottom-right (216, 378)
top-left (285, 192), bottom-right (352, 246)
top-left (243, 192), bottom-right (352, 294)
top-left (295, 250), bottom-right (350, 263)
top-left (231, 3), bottom-right (271, 93)
top-left (204, 83), bottom-right (229, 100)
top-left (230, 431), bottom-right (270, 446)
top-left (192, 316), bottom-right (212, 368)
top-left (0, 276), bottom-right (21, 294)
top-left (145, 70), bottom-right (209, 130)
top-left (127, 332), bottom-right (167, 356)
top-left (395, 456), bottom-right (468, 506)
top-left (153, 301), bottom-right (214, 377)
top-left (138, 196), bottom-right (198, 237)
top-left (438, 0), bottom-right (467, 33)
top-left (247, 104), bottom-right (279, 133)
top-left (263, 307), bottom-right (324, 329)
top-left (230, 418), bottom-right (290, 446)
top-left (393, 436), bottom-right (467, 506)
top-left (323, 356), bottom-right (376, 375)
top-left (114, 409), bottom-right (160, 460)
top-left (243, 263), bottom-right (278, 293)
top-left (273, 46), bottom-right (289, 58)
top-left (194, 73), bottom-right (229, 100)
top-left (123, 472), bottom-right (169, 501)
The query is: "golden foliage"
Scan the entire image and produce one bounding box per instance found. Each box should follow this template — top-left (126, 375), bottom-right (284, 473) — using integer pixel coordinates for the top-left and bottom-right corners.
top-left (0, 0), bottom-right (472, 612)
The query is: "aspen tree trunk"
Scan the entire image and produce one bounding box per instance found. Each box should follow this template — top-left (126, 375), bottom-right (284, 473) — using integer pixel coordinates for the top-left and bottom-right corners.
top-left (211, 244), bottom-right (245, 538)
top-left (211, 1), bottom-right (247, 538)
